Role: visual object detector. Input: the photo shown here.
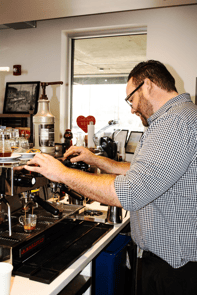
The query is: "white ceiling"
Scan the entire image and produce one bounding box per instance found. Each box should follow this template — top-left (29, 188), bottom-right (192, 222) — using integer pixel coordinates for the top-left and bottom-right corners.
top-left (0, 0), bottom-right (196, 25)
top-left (74, 34), bottom-right (147, 76)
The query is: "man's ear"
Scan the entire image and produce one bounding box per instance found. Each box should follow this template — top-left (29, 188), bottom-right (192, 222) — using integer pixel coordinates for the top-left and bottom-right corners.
top-left (144, 78), bottom-right (153, 95)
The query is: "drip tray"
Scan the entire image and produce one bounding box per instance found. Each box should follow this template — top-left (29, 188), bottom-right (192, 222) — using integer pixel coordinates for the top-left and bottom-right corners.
top-left (13, 219), bottom-right (113, 284)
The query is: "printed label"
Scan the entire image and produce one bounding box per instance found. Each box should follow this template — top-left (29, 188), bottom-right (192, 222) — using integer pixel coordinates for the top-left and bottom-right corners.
top-left (19, 235), bottom-right (45, 257)
top-left (39, 124), bottom-right (54, 147)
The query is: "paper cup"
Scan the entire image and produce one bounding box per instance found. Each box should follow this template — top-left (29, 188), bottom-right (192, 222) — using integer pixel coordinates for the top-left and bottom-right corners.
top-left (0, 262), bottom-right (13, 295)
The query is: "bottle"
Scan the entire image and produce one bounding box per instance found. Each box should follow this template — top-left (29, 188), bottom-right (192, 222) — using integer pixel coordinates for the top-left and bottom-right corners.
top-left (88, 121), bottom-right (95, 148)
top-left (33, 100), bottom-right (55, 155)
top-left (64, 129), bottom-right (73, 150)
top-left (33, 81), bottom-right (63, 155)
top-left (118, 142), bottom-right (126, 161)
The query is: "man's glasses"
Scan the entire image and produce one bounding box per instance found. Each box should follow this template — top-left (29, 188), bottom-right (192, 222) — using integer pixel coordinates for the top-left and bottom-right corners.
top-left (125, 81), bottom-right (144, 107)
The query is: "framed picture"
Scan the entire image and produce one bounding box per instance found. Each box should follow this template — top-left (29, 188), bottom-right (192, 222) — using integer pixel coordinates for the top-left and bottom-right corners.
top-left (112, 129), bottom-right (129, 152)
top-left (125, 131), bottom-right (143, 154)
top-left (3, 81), bottom-right (40, 114)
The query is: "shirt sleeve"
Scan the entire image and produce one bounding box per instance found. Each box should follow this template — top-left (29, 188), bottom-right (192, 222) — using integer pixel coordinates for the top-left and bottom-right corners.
top-left (114, 114), bottom-right (197, 211)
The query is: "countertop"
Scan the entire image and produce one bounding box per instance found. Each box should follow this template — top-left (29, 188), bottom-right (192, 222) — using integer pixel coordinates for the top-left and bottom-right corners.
top-left (10, 203), bottom-right (130, 295)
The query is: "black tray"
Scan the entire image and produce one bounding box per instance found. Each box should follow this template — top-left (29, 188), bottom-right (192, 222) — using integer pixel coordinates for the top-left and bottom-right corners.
top-left (13, 220), bottom-right (112, 284)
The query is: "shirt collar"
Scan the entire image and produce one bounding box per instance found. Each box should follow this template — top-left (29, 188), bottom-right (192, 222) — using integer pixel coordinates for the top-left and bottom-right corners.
top-left (147, 93), bottom-right (192, 125)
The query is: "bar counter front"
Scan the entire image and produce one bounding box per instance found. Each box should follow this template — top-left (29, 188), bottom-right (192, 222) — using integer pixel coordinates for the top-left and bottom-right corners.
top-left (0, 158), bottom-right (130, 295)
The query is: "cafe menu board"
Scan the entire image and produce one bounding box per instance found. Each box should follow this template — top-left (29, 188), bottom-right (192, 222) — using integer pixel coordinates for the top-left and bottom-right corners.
top-left (125, 131), bottom-right (143, 154)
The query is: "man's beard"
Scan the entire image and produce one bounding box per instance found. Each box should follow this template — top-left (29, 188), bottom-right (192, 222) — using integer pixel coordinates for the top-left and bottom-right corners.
top-left (135, 92), bottom-right (154, 127)
top-left (139, 113), bottom-right (149, 127)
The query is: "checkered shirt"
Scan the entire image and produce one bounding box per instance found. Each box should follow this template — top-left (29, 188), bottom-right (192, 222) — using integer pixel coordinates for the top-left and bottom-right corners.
top-left (114, 93), bottom-right (197, 268)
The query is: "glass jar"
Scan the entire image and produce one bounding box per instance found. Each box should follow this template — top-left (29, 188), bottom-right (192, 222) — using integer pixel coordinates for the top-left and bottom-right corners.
top-left (0, 132), bottom-right (12, 157)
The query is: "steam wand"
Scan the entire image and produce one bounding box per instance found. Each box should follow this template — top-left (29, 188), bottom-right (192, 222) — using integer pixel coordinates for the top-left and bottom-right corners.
top-left (0, 169), bottom-right (12, 236)
top-left (0, 195), bottom-right (12, 236)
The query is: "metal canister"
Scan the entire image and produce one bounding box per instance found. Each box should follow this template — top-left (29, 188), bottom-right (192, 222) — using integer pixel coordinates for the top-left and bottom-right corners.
top-left (107, 206), bottom-right (122, 224)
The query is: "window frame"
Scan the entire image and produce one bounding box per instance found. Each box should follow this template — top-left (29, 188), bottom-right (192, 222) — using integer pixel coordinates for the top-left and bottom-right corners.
top-left (61, 26), bottom-right (147, 139)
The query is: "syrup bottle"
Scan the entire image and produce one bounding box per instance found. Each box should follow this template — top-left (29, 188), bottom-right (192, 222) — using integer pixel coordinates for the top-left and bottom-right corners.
top-left (64, 129), bottom-right (73, 151)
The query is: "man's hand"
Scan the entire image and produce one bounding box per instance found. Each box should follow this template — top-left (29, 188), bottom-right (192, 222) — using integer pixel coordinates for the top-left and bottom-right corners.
top-left (64, 146), bottom-right (97, 165)
top-left (64, 145), bottom-right (130, 175)
top-left (24, 153), bottom-right (67, 183)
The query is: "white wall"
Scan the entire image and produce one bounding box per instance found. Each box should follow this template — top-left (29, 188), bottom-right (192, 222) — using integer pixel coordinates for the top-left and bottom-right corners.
top-left (0, 5), bottom-right (197, 142)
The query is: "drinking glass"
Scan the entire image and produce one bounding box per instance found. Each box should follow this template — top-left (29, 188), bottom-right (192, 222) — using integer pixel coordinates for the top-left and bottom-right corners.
top-left (19, 214), bottom-right (37, 232)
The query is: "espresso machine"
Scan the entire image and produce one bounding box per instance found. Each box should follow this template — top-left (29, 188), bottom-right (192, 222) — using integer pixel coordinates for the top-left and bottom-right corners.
top-left (0, 157), bottom-right (113, 284)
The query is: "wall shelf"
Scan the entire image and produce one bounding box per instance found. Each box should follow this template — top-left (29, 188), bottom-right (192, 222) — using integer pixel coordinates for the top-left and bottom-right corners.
top-left (0, 114), bottom-right (30, 127)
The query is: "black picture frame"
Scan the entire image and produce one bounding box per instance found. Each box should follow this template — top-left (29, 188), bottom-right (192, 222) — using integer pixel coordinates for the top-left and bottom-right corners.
top-left (125, 131), bottom-right (143, 154)
top-left (3, 81), bottom-right (40, 114)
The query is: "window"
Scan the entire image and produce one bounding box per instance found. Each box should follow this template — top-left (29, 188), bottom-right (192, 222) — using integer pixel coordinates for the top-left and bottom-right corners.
top-left (70, 34), bottom-right (147, 141)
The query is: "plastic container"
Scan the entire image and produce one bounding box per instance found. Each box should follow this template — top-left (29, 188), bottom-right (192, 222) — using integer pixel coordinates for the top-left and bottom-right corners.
top-left (93, 233), bottom-right (131, 295)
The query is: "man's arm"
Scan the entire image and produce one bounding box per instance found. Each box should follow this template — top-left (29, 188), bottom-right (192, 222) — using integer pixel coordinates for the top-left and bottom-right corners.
top-left (24, 153), bottom-right (122, 207)
top-left (64, 146), bottom-right (130, 175)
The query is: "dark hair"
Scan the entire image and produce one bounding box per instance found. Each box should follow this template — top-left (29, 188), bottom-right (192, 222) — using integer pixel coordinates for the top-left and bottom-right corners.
top-left (127, 60), bottom-right (177, 92)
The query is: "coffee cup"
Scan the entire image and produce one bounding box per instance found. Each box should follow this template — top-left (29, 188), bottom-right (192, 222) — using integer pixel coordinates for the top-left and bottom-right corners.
top-left (0, 262), bottom-right (13, 295)
top-left (19, 214), bottom-right (37, 232)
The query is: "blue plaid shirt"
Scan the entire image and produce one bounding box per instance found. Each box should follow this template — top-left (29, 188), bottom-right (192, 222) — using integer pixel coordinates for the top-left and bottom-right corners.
top-left (115, 93), bottom-right (197, 268)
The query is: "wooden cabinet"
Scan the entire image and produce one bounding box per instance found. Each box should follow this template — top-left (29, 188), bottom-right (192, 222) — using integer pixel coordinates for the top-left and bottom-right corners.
top-left (0, 114), bottom-right (30, 127)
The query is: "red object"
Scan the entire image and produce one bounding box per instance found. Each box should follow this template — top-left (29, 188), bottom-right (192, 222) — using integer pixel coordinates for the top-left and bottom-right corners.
top-left (76, 116), bottom-right (96, 133)
top-left (13, 64), bottom-right (21, 75)
top-left (19, 129), bottom-right (30, 139)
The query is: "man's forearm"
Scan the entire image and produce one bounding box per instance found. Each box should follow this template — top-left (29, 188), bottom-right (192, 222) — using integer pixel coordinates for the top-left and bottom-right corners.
top-left (24, 154), bottom-right (122, 207)
top-left (92, 155), bottom-right (130, 175)
top-left (61, 167), bottom-right (122, 207)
